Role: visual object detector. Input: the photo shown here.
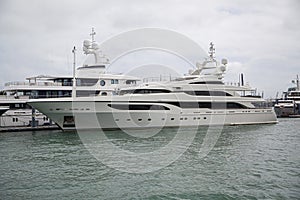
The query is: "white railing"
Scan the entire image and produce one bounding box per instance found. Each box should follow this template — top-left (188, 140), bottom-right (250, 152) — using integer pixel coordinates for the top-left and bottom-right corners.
top-left (0, 95), bottom-right (30, 100)
top-left (4, 81), bottom-right (66, 87)
top-left (143, 76), bottom-right (180, 83)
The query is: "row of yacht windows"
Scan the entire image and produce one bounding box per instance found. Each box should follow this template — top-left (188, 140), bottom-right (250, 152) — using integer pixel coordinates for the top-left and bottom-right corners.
top-left (53, 78), bottom-right (131, 87)
top-left (114, 116), bottom-right (208, 122)
top-left (189, 81), bottom-right (224, 85)
top-left (184, 91), bottom-right (232, 96)
top-left (108, 102), bottom-right (248, 110)
top-left (120, 89), bottom-right (232, 96)
top-left (108, 104), bottom-right (170, 110)
top-left (168, 102), bottom-right (247, 109)
top-left (13, 90), bottom-right (105, 99)
top-left (75, 79), bottom-right (136, 87)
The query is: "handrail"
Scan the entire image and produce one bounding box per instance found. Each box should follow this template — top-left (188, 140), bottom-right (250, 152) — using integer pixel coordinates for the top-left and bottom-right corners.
top-left (4, 81), bottom-right (72, 87)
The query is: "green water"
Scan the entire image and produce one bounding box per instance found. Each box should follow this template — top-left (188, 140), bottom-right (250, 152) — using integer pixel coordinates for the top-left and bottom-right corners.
top-left (0, 118), bottom-right (299, 199)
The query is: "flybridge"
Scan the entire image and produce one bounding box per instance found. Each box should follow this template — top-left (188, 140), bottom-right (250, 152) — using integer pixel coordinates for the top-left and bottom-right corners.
top-left (81, 28), bottom-right (110, 70)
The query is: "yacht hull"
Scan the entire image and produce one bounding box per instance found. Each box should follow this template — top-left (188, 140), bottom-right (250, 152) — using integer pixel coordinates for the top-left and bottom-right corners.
top-left (29, 99), bottom-right (277, 130)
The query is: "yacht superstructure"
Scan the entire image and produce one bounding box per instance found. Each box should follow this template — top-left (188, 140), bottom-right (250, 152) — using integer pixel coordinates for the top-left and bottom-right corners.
top-left (274, 75), bottom-right (300, 117)
top-left (29, 43), bottom-right (277, 130)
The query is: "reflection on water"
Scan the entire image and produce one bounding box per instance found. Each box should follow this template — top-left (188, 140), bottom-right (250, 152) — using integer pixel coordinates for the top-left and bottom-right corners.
top-left (0, 118), bottom-right (299, 199)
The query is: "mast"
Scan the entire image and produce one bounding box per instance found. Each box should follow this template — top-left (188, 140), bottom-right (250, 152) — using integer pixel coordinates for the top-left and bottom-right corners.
top-left (72, 46), bottom-right (76, 98)
top-left (90, 28), bottom-right (96, 43)
top-left (297, 75), bottom-right (300, 91)
top-left (208, 42), bottom-right (216, 62)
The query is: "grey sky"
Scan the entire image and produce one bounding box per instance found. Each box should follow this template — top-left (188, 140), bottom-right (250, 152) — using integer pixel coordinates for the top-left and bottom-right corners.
top-left (0, 0), bottom-right (299, 98)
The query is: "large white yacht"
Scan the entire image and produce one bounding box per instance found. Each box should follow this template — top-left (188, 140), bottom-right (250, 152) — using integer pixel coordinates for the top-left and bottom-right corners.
top-left (0, 30), bottom-right (139, 127)
top-left (29, 43), bottom-right (277, 130)
top-left (274, 75), bottom-right (300, 117)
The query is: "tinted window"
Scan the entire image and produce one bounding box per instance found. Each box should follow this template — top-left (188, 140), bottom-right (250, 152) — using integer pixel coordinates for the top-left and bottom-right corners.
top-left (108, 104), bottom-right (170, 110)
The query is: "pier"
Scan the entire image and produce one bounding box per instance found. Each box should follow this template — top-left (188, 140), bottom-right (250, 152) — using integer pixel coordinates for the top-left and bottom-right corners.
top-left (0, 125), bottom-right (60, 132)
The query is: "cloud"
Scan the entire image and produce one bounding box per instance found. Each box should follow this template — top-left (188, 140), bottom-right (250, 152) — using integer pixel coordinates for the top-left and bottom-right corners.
top-left (0, 0), bottom-right (299, 98)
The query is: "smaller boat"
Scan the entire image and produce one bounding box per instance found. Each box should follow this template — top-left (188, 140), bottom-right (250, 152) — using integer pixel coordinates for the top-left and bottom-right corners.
top-left (274, 75), bottom-right (300, 117)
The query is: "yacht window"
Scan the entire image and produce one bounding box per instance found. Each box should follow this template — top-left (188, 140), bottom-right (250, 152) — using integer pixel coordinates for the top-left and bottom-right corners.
top-left (76, 78), bottom-right (98, 86)
top-left (167, 102), bottom-right (247, 109)
top-left (62, 79), bottom-right (72, 86)
top-left (189, 81), bottom-right (223, 85)
top-left (76, 90), bottom-right (100, 97)
top-left (100, 80), bottom-right (106, 86)
top-left (133, 89), bottom-right (171, 94)
top-left (108, 104), bottom-right (170, 110)
top-left (119, 90), bottom-right (134, 95)
top-left (101, 92), bottom-right (107, 96)
top-left (63, 116), bottom-right (75, 127)
top-left (111, 79), bottom-right (119, 84)
top-left (184, 91), bottom-right (232, 96)
top-left (51, 91), bottom-right (58, 98)
top-left (290, 92), bottom-right (300, 96)
top-left (63, 91), bottom-right (71, 97)
top-left (58, 91), bottom-right (63, 97)
top-left (126, 80), bottom-right (136, 85)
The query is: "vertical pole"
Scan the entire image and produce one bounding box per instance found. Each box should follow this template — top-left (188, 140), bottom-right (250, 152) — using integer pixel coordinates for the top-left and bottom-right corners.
top-left (297, 75), bottom-right (299, 91)
top-left (31, 107), bottom-right (36, 127)
top-left (72, 46), bottom-right (76, 98)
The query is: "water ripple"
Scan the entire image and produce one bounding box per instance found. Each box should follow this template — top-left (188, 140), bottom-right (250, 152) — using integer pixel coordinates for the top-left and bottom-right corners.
top-left (0, 118), bottom-right (299, 199)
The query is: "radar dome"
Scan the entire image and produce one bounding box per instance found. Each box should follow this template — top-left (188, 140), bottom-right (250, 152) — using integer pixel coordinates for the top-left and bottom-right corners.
top-left (221, 58), bottom-right (228, 65)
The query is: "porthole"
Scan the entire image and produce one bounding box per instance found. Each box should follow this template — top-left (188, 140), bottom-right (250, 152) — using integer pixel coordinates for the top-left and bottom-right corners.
top-left (171, 118), bottom-right (175, 121)
top-left (100, 80), bottom-right (106, 86)
top-left (204, 117), bottom-right (207, 120)
top-left (148, 118), bottom-right (151, 121)
top-left (138, 119), bottom-right (142, 121)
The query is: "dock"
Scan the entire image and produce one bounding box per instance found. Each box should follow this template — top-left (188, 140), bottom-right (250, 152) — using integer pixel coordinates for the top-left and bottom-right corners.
top-left (0, 125), bottom-right (60, 132)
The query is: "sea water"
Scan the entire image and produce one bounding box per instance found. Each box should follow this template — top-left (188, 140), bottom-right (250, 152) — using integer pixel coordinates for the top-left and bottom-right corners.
top-left (0, 118), bottom-right (299, 199)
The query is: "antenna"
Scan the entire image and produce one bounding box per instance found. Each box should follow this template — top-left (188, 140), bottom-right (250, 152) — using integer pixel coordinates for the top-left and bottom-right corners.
top-left (90, 27), bottom-right (96, 43)
top-left (208, 42), bottom-right (215, 60)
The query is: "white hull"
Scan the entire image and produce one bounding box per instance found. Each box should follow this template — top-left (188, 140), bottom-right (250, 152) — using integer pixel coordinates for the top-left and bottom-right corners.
top-left (29, 99), bottom-right (277, 130)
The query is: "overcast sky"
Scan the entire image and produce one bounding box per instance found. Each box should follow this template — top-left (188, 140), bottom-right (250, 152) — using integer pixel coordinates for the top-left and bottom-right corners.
top-left (0, 0), bottom-right (299, 98)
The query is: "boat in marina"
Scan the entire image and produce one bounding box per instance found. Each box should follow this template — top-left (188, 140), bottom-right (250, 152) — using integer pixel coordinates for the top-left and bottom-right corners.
top-left (274, 75), bottom-right (300, 117)
top-left (29, 43), bottom-right (277, 130)
top-left (0, 30), bottom-right (139, 128)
